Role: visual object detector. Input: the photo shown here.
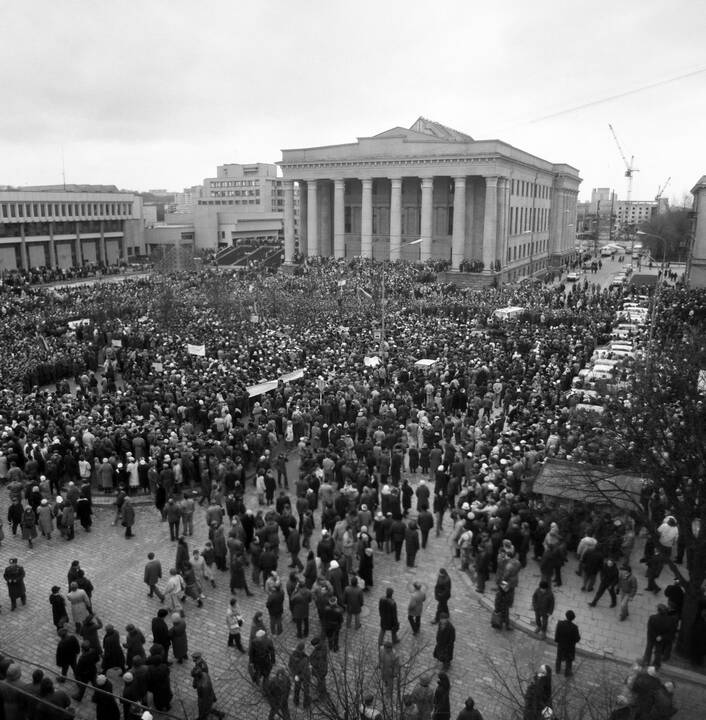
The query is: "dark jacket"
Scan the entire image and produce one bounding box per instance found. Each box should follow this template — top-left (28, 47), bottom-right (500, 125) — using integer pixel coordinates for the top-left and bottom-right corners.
top-left (378, 596), bottom-right (399, 630)
top-left (554, 619), bottom-right (581, 656)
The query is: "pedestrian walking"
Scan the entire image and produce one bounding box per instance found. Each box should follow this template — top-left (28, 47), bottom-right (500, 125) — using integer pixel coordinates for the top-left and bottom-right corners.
top-left (169, 613), bottom-right (189, 663)
top-left (343, 575), bottom-right (364, 630)
top-left (531, 580), bottom-right (555, 639)
top-left (554, 610), bottom-right (581, 677)
top-left (432, 569), bottom-right (451, 624)
top-left (290, 581), bottom-right (312, 639)
top-left (288, 640), bottom-right (312, 709)
top-left (124, 624), bottom-right (146, 669)
top-left (55, 625), bottom-right (80, 682)
top-left (378, 587), bottom-right (400, 646)
top-left (432, 672), bottom-right (451, 720)
top-left (3, 558), bottom-right (26, 610)
top-left (144, 553), bottom-right (165, 601)
top-left (49, 585), bottom-right (68, 628)
top-left (163, 568), bottom-right (185, 615)
top-left (122, 498), bottom-right (136, 538)
top-left (226, 598), bottom-right (245, 652)
top-left (642, 604), bottom-right (678, 669)
top-left (192, 665), bottom-right (224, 720)
top-left (433, 614), bottom-right (455, 671)
top-left (408, 581), bottom-right (426, 635)
top-left (616, 565), bottom-right (638, 621)
top-left (264, 668), bottom-right (291, 720)
top-left (21, 505), bottom-right (38, 547)
top-left (588, 558), bottom-right (619, 608)
top-left (67, 581), bottom-right (91, 631)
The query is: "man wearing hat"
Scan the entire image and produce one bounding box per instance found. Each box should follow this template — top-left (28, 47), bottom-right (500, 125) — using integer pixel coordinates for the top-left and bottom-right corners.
top-left (3, 558), bottom-right (26, 611)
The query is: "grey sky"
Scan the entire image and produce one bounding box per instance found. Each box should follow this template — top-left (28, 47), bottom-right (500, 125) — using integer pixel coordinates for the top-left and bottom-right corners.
top-left (2, 0), bottom-right (704, 202)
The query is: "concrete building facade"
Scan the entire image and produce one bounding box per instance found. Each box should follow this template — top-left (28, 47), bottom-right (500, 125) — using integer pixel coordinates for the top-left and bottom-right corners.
top-left (278, 118), bottom-right (580, 279)
top-left (688, 175), bottom-right (706, 287)
top-left (0, 186), bottom-right (144, 271)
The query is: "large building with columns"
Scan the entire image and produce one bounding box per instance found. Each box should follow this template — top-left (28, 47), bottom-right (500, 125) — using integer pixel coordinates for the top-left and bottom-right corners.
top-left (279, 118), bottom-right (581, 280)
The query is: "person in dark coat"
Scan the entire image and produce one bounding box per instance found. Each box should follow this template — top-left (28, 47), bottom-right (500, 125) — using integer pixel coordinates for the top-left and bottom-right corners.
top-left (322, 597), bottom-right (344, 652)
top-left (343, 576), bottom-right (364, 630)
top-left (433, 614), bottom-right (455, 671)
top-left (523, 665), bottom-right (552, 720)
top-left (21, 506), bottom-right (38, 547)
top-left (531, 580), bottom-right (555, 639)
top-left (92, 674), bottom-right (120, 720)
top-left (76, 495), bottom-right (93, 533)
top-left (417, 508), bottom-right (434, 549)
top-left (642, 603), bottom-right (679, 669)
top-left (390, 517), bottom-right (406, 561)
top-left (358, 547), bottom-right (374, 590)
top-left (124, 624), bottom-right (146, 668)
top-left (169, 614), bottom-right (189, 663)
top-left (229, 553), bottom-right (253, 597)
top-left (74, 641), bottom-right (99, 701)
top-left (589, 558), bottom-right (619, 608)
top-left (49, 586), bottom-right (68, 628)
top-left (456, 696), bottom-right (485, 720)
top-left (3, 558), bottom-right (26, 610)
top-left (151, 609), bottom-right (171, 659)
top-left (432, 672), bottom-right (451, 720)
top-left (432, 568), bottom-right (451, 623)
top-left (249, 629), bottom-right (276, 685)
top-left (309, 636), bottom-right (328, 698)
top-left (146, 645), bottom-right (173, 712)
top-left (405, 520), bottom-right (421, 568)
top-left (378, 587), bottom-right (400, 646)
top-left (266, 580), bottom-right (285, 636)
top-left (122, 498), bottom-right (135, 538)
top-left (264, 668), bottom-right (291, 720)
top-left (554, 610), bottom-right (581, 676)
top-left (55, 626), bottom-right (80, 681)
top-left (101, 625), bottom-right (126, 674)
top-left (175, 536), bottom-right (190, 573)
top-left (290, 582), bottom-right (312, 639)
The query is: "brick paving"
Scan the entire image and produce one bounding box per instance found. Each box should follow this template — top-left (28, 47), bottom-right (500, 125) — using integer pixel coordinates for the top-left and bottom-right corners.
top-left (1, 461), bottom-right (705, 720)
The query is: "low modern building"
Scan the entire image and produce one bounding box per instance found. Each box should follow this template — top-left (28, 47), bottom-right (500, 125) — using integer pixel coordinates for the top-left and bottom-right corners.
top-left (0, 186), bottom-right (144, 271)
top-left (145, 163), bottom-right (298, 256)
top-left (278, 117), bottom-right (581, 280)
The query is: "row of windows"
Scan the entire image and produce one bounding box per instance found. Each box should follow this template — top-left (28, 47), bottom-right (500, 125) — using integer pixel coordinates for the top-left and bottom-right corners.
top-left (511, 205), bottom-right (549, 235)
top-left (210, 180), bottom-right (260, 188)
top-left (507, 238), bottom-right (548, 262)
top-left (0, 201), bottom-right (132, 220)
top-left (511, 179), bottom-right (550, 200)
top-left (0, 219), bottom-right (123, 238)
top-left (210, 189), bottom-right (260, 198)
top-left (197, 199), bottom-right (260, 206)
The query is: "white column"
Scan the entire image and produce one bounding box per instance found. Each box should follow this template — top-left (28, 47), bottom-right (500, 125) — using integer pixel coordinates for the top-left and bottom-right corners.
top-left (361, 178), bottom-right (373, 258)
top-left (483, 176), bottom-right (498, 271)
top-left (333, 179), bottom-right (345, 259)
top-left (420, 177), bottom-right (433, 261)
top-left (451, 176), bottom-right (466, 269)
top-left (307, 180), bottom-right (318, 256)
top-left (496, 177), bottom-right (508, 269)
top-left (389, 178), bottom-right (402, 260)
top-left (283, 180), bottom-right (295, 263)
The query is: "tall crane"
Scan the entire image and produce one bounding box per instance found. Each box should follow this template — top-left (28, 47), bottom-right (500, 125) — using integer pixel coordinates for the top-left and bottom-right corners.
top-left (608, 123), bottom-right (639, 202)
top-left (655, 176), bottom-right (671, 201)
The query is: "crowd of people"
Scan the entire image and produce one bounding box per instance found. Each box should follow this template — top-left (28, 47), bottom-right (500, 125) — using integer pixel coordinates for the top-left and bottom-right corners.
top-left (0, 255), bottom-right (703, 719)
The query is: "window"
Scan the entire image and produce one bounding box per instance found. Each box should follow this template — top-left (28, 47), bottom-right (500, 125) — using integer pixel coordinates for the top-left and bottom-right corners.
top-left (344, 206), bottom-right (352, 233)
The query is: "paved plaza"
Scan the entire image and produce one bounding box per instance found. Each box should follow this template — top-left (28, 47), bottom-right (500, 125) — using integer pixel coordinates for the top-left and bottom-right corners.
top-left (2, 460), bottom-right (705, 720)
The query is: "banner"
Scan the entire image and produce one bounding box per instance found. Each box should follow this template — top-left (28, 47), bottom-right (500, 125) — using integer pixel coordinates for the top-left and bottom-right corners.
top-left (187, 344), bottom-right (206, 357)
top-left (246, 367), bottom-right (306, 398)
top-left (111, 339), bottom-right (123, 348)
top-left (152, 362), bottom-right (163, 372)
top-left (364, 356), bottom-right (381, 368)
top-left (68, 318), bottom-right (90, 330)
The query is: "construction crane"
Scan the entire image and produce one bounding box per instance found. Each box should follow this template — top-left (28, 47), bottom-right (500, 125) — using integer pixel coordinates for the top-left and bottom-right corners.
top-left (608, 123), bottom-right (639, 201)
top-left (655, 176), bottom-right (671, 201)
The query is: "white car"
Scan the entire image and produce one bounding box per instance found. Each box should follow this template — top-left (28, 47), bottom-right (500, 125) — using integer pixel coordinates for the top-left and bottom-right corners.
top-left (566, 272), bottom-right (579, 281)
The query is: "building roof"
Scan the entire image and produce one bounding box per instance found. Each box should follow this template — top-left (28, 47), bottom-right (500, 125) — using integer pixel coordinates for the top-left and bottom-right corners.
top-left (692, 175), bottom-right (706, 193)
top-left (17, 184), bottom-right (121, 193)
top-left (373, 117), bottom-right (474, 143)
top-left (532, 459), bottom-right (643, 511)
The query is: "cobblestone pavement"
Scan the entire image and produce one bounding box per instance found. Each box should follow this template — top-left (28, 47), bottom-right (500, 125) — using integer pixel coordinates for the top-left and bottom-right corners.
top-left (2, 469), bottom-right (705, 720)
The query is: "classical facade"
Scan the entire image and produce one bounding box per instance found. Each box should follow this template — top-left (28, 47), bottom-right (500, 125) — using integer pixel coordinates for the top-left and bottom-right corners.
top-left (279, 118), bottom-right (581, 279)
top-left (688, 175), bottom-right (706, 288)
top-left (0, 186), bottom-right (144, 271)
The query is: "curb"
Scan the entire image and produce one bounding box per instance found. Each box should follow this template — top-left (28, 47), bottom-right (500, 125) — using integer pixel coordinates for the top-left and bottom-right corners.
top-left (451, 559), bottom-right (706, 687)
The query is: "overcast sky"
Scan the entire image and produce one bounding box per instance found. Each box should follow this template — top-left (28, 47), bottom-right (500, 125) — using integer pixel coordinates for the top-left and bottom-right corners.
top-left (2, 0), bottom-right (705, 203)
